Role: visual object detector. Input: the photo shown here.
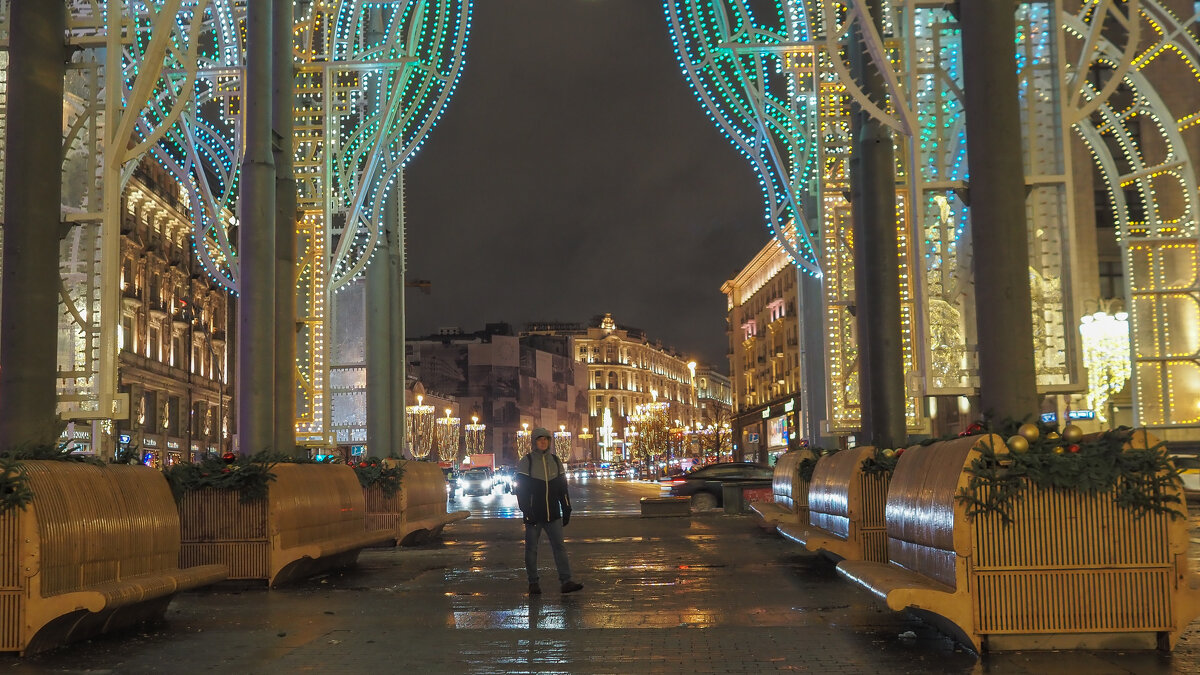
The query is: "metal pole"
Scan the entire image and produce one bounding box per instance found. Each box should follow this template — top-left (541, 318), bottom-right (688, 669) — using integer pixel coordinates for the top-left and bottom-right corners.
top-left (273, 0), bottom-right (298, 457)
top-left (0, 1), bottom-right (67, 449)
top-left (960, 1), bottom-right (1039, 421)
top-left (366, 189), bottom-right (393, 459)
top-left (848, 0), bottom-right (906, 449)
top-left (237, 2), bottom-right (276, 456)
top-left (797, 269), bottom-right (830, 446)
top-left (389, 176), bottom-right (407, 459)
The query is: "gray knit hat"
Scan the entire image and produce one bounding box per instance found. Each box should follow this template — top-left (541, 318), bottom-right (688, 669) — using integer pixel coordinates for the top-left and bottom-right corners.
top-left (531, 427), bottom-right (552, 442)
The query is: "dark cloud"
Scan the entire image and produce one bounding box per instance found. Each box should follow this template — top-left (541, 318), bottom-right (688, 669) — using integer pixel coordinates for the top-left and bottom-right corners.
top-left (404, 0), bottom-right (766, 367)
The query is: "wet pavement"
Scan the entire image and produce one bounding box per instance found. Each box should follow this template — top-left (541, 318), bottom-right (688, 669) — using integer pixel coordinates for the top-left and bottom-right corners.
top-left (6, 480), bottom-right (1200, 674)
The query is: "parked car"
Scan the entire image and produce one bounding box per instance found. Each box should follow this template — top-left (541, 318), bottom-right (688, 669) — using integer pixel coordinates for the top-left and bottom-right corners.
top-left (458, 467), bottom-right (494, 496)
top-left (668, 461), bottom-right (774, 510)
top-left (1171, 454), bottom-right (1200, 493)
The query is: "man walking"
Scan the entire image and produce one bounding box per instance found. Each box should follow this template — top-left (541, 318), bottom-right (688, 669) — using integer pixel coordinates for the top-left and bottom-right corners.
top-left (514, 427), bottom-right (584, 595)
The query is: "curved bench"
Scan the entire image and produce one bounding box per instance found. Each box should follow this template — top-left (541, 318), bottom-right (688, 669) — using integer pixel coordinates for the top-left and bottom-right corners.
top-left (179, 463), bottom-right (393, 586)
top-left (364, 460), bottom-right (469, 546)
top-left (749, 448), bottom-right (815, 530)
top-left (778, 446), bottom-right (889, 563)
top-left (2, 461), bottom-right (227, 655)
top-left (837, 431), bottom-right (1200, 651)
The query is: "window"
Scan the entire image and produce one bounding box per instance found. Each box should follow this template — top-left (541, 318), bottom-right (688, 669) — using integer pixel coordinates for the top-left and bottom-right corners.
top-left (149, 326), bottom-right (160, 360)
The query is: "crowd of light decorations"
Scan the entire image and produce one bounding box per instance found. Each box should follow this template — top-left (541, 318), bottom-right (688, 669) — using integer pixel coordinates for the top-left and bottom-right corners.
top-left (665, 0), bottom-right (1200, 431)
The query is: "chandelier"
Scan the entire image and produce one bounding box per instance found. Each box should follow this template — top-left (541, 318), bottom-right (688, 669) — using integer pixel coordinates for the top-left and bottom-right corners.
top-left (405, 394), bottom-right (435, 459)
top-left (435, 408), bottom-right (461, 463)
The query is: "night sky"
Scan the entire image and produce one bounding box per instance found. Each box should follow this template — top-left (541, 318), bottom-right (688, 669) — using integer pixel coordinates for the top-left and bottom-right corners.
top-left (404, 0), bottom-right (766, 369)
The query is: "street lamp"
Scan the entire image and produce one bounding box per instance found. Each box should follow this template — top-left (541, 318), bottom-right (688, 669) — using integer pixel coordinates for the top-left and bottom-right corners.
top-left (515, 422), bottom-right (531, 459)
top-left (405, 394), bottom-right (435, 459)
top-left (578, 426), bottom-right (593, 462)
top-left (464, 415), bottom-right (487, 456)
top-left (435, 408), bottom-right (460, 464)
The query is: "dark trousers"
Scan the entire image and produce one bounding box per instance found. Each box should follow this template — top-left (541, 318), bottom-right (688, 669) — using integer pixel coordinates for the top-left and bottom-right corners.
top-left (524, 519), bottom-right (572, 583)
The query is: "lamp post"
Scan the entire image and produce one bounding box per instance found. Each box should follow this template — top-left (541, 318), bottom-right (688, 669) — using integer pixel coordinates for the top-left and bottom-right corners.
top-left (405, 394), bottom-right (434, 459)
top-left (515, 422), bottom-right (531, 459)
top-left (578, 426), bottom-right (594, 462)
top-left (435, 408), bottom-right (460, 464)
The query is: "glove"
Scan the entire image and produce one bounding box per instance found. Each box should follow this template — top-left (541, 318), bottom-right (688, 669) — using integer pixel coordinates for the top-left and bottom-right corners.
top-left (522, 514), bottom-right (535, 526)
top-left (561, 508), bottom-right (571, 526)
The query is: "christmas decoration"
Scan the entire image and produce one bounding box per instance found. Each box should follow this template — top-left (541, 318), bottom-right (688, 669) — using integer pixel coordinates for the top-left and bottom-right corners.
top-left (1006, 435), bottom-right (1030, 454)
top-left (1062, 425), bottom-right (1084, 444)
top-left (958, 429), bottom-right (1183, 524)
top-left (1017, 424), bottom-right (1040, 442)
top-left (862, 447), bottom-right (900, 476)
top-left (350, 458), bottom-right (404, 499)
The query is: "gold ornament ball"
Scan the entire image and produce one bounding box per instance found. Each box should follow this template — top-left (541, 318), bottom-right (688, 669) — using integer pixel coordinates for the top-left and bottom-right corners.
top-left (1006, 435), bottom-right (1029, 454)
top-left (1018, 423), bottom-right (1040, 442)
top-left (1053, 445), bottom-right (1066, 455)
top-left (1046, 431), bottom-right (1060, 441)
top-left (1062, 425), bottom-right (1083, 444)
top-left (881, 448), bottom-right (895, 458)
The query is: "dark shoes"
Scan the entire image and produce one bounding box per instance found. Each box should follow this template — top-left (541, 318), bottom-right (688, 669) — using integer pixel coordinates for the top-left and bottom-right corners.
top-left (528, 582), bottom-right (541, 595)
top-left (560, 580), bottom-right (583, 594)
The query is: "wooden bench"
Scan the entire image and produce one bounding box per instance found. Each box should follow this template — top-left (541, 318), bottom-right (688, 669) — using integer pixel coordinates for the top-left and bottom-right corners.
top-left (1, 461), bottom-right (227, 655)
top-left (179, 463), bottom-right (393, 587)
top-left (837, 431), bottom-right (1200, 651)
top-left (364, 460), bottom-right (469, 546)
top-left (778, 446), bottom-right (890, 563)
top-left (750, 448), bottom-right (815, 530)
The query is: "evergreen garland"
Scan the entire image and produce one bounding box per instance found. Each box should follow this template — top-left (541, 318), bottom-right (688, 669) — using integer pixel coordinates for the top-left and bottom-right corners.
top-left (861, 447), bottom-right (900, 476)
top-left (0, 441), bottom-right (99, 514)
top-left (350, 457), bottom-right (404, 498)
top-left (956, 428), bottom-right (1184, 524)
top-left (797, 447), bottom-right (838, 482)
top-left (163, 453), bottom-right (283, 504)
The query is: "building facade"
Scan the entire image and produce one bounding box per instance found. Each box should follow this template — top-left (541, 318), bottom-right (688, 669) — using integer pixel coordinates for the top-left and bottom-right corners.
top-left (111, 160), bottom-right (231, 466)
top-left (526, 314), bottom-right (712, 463)
top-left (406, 324), bottom-right (588, 466)
top-left (722, 239), bottom-right (804, 464)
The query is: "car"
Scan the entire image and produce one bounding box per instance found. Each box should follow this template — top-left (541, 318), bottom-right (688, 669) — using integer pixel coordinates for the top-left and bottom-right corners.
top-left (458, 468), bottom-right (494, 496)
top-left (668, 461), bottom-right (774, 510)
top-left (1171, 454), bottom-right (1200, 493)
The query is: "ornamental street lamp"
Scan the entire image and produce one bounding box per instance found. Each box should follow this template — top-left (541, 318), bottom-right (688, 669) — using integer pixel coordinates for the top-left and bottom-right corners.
top-left (515, 422), bottom-right (531, 459)
top-left (464, 415), bottom-right (487, 456)
top-left (405, 394), bottom-right (434, 459)
top-left (435, 408), bottom-right (460, 464)
top-left (578, 426), bottom-right (594, 462)
top-left (554, 424), bottom-right (572, 459)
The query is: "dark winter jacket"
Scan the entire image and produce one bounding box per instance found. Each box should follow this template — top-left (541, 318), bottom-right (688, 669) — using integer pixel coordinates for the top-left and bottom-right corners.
top-left (515, 447), bottom-right (572, 524)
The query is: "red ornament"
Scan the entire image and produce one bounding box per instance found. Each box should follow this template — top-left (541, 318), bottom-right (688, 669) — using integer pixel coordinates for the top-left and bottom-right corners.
top-left (221, 452), bottom-right (236, 464)
top-left (359, 462), bottom-right (368, 467)
top-left (895, 448), bottom-right (905, 457)
top-left (1067, 444), bottom-right (1080, 453)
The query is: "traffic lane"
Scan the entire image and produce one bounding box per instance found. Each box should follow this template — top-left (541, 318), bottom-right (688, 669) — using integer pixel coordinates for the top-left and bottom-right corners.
top-left (449, 477), bottom-right (662, 519)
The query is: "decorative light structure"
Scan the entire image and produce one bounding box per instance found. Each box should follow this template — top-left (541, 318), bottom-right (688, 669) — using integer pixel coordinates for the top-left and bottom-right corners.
top-left (666, 1), bottom-right (1200, 432)
top-left (1079, 311), bottom-right (1132, 426)
top-left (142, 1), bottom-right (473, 445)
top-left (464, 415), bottom-right (487, 455)
top-left (514, 422), bottom-right (531, 459)
top-left (405, 394), bottom-right (434, 459)
top-left (553, 424), bottom-right (572, 459)
top-left (435, 408), bottom-right (460, 463)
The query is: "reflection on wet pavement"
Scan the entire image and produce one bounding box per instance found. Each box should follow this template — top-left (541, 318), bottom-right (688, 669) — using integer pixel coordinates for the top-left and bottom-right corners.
top-left (7, 481), bottom-right (1199, 674)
